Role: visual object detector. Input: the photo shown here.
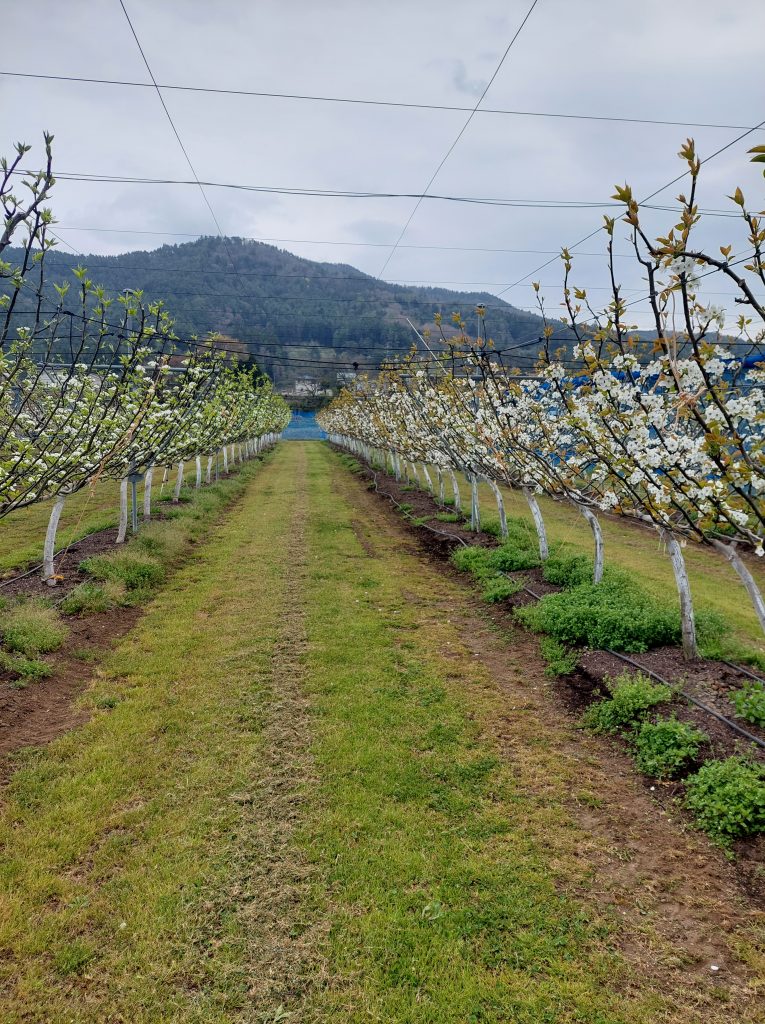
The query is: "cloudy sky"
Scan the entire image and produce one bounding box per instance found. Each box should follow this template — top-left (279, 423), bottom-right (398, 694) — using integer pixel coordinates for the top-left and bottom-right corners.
top-left (2, 0), bottom-right (764, 328)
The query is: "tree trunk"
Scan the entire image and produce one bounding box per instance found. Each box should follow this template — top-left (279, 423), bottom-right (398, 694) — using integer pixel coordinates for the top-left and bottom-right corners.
top-left (43, 494), bottom-right (66, 584)
top-left (173, 461), bottom-right (184, 502)
top-left (195, 455), bottom-right (202, 488)
top-left (576, 502), bottom-right (604, 583)
top-left (143, 466), bottom-right (154, 521)
top-left (421, 464), bottom-right (434, 493)
top-left (116, 476), bottom-right (129, 543)
top-left (484, 476), bottom-right (508, 540)
top-left (523, 486), bottom-right (549, 561)
top-left (159, 465), bottom-right (169, 499)
top-left (223, 446), bottom-right (229, 474)
top-left (661, 529), bottom-right (698, 660)
top-left (437, 468), bottom-right (445, 505)
top-left (469, 474), bottom-right (480, 532)
top-left (206, 456), bottom-right (213, 484)
top-left (711, 539), bottom-right (765, 635)
top-left (448, 468), bottom-right (461, 511)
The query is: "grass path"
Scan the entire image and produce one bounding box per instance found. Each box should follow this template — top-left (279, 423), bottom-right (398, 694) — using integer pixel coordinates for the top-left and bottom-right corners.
top-left (0, 443), bottom-right (762, 1022)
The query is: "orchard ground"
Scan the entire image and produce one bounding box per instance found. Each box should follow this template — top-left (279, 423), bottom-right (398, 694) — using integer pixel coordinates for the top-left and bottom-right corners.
top-left (0, 442), bottom-right (763, 1023)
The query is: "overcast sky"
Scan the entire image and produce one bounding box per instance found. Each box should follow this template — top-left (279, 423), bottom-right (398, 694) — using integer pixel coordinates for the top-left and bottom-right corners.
top-left (2, 0), bottom-right (764, 329)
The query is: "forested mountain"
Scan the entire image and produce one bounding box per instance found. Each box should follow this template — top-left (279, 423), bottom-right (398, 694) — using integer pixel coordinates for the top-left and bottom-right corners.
top-left (4, 236), bottom-right (550, 385)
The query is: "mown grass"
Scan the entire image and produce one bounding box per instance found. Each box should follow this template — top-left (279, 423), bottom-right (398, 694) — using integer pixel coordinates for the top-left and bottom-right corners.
top-left (298, 445), bottom-right (720, 1023)
top-left (1, 443), bottom-right (761, 1022)
top-left (0, 451), bottom-right (287, 1022)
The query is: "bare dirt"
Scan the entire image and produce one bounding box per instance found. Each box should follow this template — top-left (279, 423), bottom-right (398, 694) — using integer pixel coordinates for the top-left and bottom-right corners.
top-left (0, 606), bottom-right (142, 764)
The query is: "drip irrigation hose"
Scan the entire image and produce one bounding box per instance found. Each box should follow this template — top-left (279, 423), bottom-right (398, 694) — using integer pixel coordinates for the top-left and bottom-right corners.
top-left (518, 582), bottom-right (765, 750)
top-left (0, 526), bottom-right (115, 590)
top-left (719, 658), bottom-right (765, 686)
top-left (369, 469), bottom-right (469, 547)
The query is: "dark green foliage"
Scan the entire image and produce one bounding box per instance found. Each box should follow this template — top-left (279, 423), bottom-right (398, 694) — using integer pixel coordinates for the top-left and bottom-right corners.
top-left (490, 545), bottom-right (540, 572)
top-left (732, 681), bottom-right (765, 728)
top-left (435, 511), bottom-right (461, 523)
top-left (338, 454), bottom-right (362, 474)
top-left (481, 576), bottom-right (522, 604)
top-left (684, 757), bottom-right (765, 845)
top-left (82, 550), bottom-right (165, 592)
top-left (515, 563), bottom-right (721, 652)
top-left (632, 717), bottom-right (707, 779)
top-left (542, 553), bottom-right (594, 588)
top-left (451, 546), bottom-right (495, 579)
top-left (582, 672), bottom-right (672, 733)
top-left (480, 517), bottom-right (503, 538)
top-left (540, 637), bottom-right (578, 677)
top-left (3, 236), bottom-right (549, 388)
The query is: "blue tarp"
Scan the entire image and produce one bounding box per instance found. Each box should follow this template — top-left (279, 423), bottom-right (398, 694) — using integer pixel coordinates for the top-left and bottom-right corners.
top-left (282, 411), bottom-right (327, 440)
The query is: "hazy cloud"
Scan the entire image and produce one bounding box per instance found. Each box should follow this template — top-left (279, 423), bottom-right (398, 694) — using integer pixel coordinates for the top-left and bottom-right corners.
top-left (2, 0), bottom-right (763, 325)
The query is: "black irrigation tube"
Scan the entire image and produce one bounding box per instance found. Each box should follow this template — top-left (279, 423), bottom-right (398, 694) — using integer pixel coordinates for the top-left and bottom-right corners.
top-left (0, 518), bottom-right (133, 591)
top-left (719, 658), bottom-right (765, 686)
top-left (519, 582), bottom-right (765, 751)
top-left (368, 468), bottom-right (470, 547)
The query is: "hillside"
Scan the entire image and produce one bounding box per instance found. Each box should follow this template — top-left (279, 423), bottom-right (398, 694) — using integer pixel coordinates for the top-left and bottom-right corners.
top-left (5, 236), bottom-right (549, 385)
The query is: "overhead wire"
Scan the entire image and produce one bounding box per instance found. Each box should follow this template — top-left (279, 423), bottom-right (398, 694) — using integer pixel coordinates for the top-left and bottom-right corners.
top-left (2, 69), bottom-right (761, 133)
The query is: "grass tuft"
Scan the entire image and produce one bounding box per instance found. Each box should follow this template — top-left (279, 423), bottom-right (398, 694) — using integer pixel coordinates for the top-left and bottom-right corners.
top-left (0, 601), bottom-right (68, 656)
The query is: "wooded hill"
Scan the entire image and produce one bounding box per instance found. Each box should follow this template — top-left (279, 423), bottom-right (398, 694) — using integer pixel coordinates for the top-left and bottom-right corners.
top-left (6, 236), bottom-right (549, 385)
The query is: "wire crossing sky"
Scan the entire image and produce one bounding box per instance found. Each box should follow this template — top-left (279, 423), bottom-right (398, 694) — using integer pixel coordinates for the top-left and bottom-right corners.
top-left (1, 0), bottom-right (763, 333)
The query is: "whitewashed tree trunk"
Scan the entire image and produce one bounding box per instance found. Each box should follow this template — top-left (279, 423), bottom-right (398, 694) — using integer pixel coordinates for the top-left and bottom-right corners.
top-left (469, 474), bottom-right (480, 532)
top-left (484, 476), bottom-right (508, 540)
top-left (661, 529), bottom-right (698, 660)
top-left (195, 455), bottom-right (202, 488)
top-left (711, 539), bottom-right (765, 635)
top-left (43, 494), bottom-right (66, 584)
top-left (437, 468), bottom-right (445, 505)
top-left (576, 503), bottom-right (604, 583)
top-left (420, 464), bottom-right (433, 493)
top-left (410, 462), bottom-right (420, 487)
top-left (223, 446), bottom-right (229, 474)
top-left (160, 466), bottom-right (169, 498)
top-left (143, 466), bottom-right (154, 520)
top-left (206, 456), bottom-right (213, 484)
top-left (523, 486), bottom-right (549, 561)
top-left (173, 461), bottom-right (184, 502)
top-left (116, 476), bottom-right (129, 543)
top-left (448, 468), bottom-right (461, 511)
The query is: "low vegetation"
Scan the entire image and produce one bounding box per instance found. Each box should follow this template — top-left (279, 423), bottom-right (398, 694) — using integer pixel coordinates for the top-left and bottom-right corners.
top-left (582, 673), bottom-right (672, 734)
top-left (539, 636), bottom-right (578, 677)
top-left (632, 717), bottom-right (708, 779)
top-left (732, 681), bottom-right (765, 728)
top-left (684, 757), bottom-right (765, 847)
